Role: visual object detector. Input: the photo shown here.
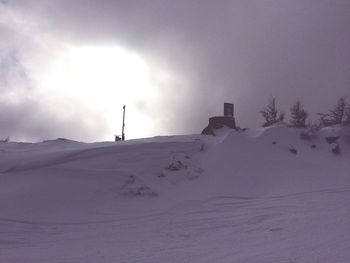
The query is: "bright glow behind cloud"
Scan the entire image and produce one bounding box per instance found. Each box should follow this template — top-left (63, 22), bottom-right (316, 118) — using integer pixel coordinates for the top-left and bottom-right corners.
top-left (39, 45), bottom-right (158, 140)
top-left (1, 2), bottom-right (184, 142)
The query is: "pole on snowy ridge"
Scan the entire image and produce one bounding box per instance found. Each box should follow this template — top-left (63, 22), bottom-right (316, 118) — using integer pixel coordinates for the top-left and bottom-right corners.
top-left (122, 105), bottom-right (126, 141)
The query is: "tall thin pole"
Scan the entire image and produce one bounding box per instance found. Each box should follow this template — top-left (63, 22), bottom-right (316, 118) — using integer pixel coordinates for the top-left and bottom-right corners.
top-left (122, 105), bottom-right (126, 141)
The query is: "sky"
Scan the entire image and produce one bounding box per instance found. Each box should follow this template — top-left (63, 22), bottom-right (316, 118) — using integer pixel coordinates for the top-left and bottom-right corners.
top-left (1, 0), bottom-right (350, 142)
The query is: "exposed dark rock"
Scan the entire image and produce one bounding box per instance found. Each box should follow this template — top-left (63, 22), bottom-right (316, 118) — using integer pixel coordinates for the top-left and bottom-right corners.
top-left (209, 116), bottom-right (236, 129)
top-left (126, 175), bottom-right (135, 184)
top-left (300, 131), bottom-right (315, 141)
top-left (332, 144), bottom-right (341, 155)
top-left (325, 136), bottom-right (339, 144)
top-left (135, 186), bottom-right (158, 197)
top-left (201, 116), bottom-right (237, 136)
top-left (166, 160), bottom-right (185, 171)
top-left (202, 125), bottom-right (215, 136)
top-left (289, 148), bottom-right (297, 154)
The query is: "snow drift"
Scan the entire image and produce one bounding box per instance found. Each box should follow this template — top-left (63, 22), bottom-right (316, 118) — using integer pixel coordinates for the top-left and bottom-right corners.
top-left (1, 125), bottom-right (350, 262)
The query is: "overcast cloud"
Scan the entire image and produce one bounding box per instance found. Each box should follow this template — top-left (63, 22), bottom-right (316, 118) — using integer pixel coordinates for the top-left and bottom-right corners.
top-left (1, 0), bottom-right (350, 141)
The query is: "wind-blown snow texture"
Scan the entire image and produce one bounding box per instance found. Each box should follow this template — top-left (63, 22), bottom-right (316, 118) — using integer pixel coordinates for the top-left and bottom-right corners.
top-left (1, 125), bottom-right (350, 262)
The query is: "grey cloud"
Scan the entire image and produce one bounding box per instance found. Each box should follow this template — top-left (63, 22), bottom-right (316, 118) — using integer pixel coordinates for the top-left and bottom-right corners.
top-left (2, 0), bottom-right (350, 140)
top-left (0, 98), bottom-right (108, 142)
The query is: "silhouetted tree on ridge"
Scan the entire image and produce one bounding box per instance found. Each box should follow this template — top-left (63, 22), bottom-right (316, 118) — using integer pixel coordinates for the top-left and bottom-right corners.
top-left (318, 97), bottom-right (348, 126)
top-left (260, 97), bottom-right (285, 127)
top-left (290, 101), bottom-right (308, 128)
top-left (344, 101), bottom-right (350, 125)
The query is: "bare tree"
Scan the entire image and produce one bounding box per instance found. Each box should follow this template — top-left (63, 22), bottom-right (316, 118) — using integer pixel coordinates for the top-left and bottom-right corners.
top-left (260, 97), bottom-right (285, 127)
top-left (290, 101), bottom-right (308, 128)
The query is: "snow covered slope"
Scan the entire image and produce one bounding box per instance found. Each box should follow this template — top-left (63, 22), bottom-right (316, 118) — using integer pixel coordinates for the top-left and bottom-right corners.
top-left (1, 125), bottom-right (350, 262)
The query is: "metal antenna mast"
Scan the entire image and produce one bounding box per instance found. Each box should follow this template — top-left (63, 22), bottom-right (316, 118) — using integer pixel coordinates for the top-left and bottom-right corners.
top-left (122, 105), bottom-right (126, 141)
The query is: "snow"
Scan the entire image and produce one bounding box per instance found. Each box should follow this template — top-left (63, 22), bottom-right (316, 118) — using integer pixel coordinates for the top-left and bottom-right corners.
top-left (1, 125), bottom-right (350, 262)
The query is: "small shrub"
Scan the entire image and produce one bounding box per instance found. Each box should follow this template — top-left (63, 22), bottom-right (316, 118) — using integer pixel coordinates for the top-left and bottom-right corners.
top-left (260, 97), bottom-right (285, 127)
top-left (158, 173), bottom-right (166, 178)
top-left (319, 97), bottom-right (347, 126)
top-left (290, 101), bottom-right (308, 128)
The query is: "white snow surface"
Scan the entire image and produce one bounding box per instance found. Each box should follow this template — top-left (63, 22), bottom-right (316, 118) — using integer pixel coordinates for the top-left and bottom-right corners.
top-left (1, 125), bottom-right (350, 262)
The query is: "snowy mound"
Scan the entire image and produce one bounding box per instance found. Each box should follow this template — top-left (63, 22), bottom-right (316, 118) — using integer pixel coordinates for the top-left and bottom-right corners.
top-left (199, 125), bottom-right (350, 197)
top-left (1, 127), bottom-right (350, 262)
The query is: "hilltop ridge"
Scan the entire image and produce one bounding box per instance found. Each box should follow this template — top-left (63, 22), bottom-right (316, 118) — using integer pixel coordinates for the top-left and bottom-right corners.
top-left (1, 125), bottom-right (350, 262)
